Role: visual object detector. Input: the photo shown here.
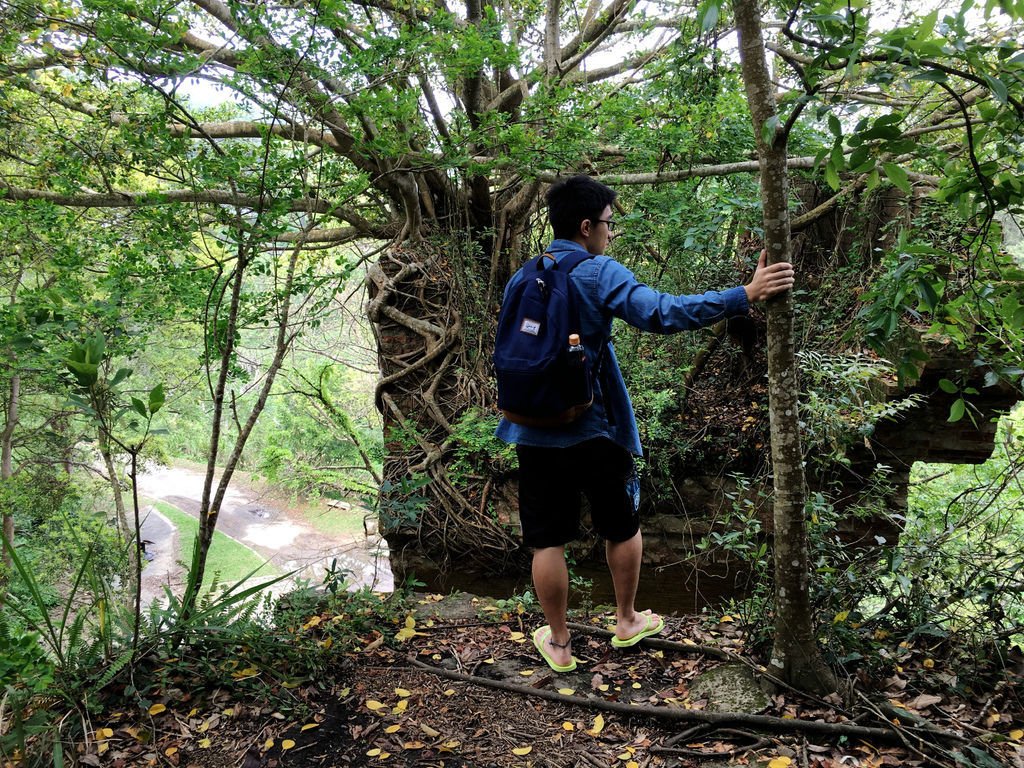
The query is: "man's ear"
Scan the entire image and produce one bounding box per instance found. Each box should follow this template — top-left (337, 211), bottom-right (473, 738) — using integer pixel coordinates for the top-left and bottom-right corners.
top-left (579, 219), bottom-right (592, 237)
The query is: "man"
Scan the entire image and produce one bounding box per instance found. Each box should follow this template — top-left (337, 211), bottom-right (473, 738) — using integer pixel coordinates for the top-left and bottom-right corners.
top-left (496, 174), bottom-right (795, 672)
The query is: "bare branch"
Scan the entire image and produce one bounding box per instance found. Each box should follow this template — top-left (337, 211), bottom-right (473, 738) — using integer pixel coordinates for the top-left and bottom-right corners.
top-left (538, 156), bottom-right (820, 185)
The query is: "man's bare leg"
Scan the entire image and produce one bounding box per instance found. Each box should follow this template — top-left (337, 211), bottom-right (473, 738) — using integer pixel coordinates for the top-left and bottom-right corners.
top-left (532, 545), bottom-right (572, 667)
top-left (606, 531), bottom-right (659, 640)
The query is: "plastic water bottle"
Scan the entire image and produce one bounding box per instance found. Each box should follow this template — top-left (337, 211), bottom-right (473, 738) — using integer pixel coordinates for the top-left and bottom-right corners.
top-left (567, 334), bottom-right (590, 405)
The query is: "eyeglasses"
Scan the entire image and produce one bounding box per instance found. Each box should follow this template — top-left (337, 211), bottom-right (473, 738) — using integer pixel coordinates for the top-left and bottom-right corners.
top-left (595, 218), bottom-right (617, 231)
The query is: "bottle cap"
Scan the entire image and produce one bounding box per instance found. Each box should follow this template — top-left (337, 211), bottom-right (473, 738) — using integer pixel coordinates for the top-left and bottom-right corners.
top-left (569, 333), bottom-right (580, 345)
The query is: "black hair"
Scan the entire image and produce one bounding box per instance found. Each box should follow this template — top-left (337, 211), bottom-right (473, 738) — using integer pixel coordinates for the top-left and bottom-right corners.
top-left (545, 174), bottom-right (617, 240)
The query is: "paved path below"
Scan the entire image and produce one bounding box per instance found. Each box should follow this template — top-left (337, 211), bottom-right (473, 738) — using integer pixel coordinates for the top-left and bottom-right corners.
top-left (135, 463), bottom-right (393, 605)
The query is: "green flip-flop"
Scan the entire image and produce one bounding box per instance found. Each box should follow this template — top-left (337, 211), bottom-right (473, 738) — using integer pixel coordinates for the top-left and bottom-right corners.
top-left (610, 612), bottom-right (665, 648)
top-left (532, 625), bottom-right (578, 673)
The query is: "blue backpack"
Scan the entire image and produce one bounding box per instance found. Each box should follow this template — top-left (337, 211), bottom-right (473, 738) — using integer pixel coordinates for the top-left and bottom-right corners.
top-left (493, 249), bottom-right (599, 427)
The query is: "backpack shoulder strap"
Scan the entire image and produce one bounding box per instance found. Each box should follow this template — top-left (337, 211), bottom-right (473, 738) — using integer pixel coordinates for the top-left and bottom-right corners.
top-left (536, 248), bottom-right (594, 274)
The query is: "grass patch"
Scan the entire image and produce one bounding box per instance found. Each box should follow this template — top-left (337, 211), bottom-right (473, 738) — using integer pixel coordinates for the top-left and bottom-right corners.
top-left (147, 500), bottom-right (279, 585)
top-left (294, 502), bottom-right (368, 539)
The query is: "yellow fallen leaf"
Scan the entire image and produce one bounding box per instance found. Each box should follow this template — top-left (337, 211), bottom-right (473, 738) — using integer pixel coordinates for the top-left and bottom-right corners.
top-left (301, 723), bottom-right (319, 731)
top-left (512, 746), bottom-right (532, 755)
top-left (509, 632), bottom-right (525, 642)
top-left (395, 615), bottom-right (418, 642)
top-left (233, 667), bottom-right (259, 679)
top-left (558, 688), bottom-right (575, 695)
top-left (833, 611), bottom-right (849, 623)
top-left (392, 699), bottom-right (409, 714)
top-left (366, 748), bottom-right (381, 757)
top-left (562, 722), bottom-right (574, 731)
top-left (97, 742), bottom-right (109, 755)
top-left (440, 740), bottom-right (460, 750)
top-left (378, 752), bottom-right (391, 760)
top-left (366, 700), bottom-right (385, 711)
top-left (164, 746), bottom-right (178, 756)
top-left (520, 670), bottom-right (535, 676)
top-left (339, 687), bottom-right (350, 697)
top-left (264, 739), bottom-right (274, 750)
top-left (1009, 729), bottom-right (1023, 741)
top-left (385, 725), bottom-right (401, 734)
top-left (598, 684), bottom-right (610, 692)
top-left (148, 704), bottom-right (166, 716)
top-left (627, 763), bottom-right (640, 768)
top-left (198, 738), bottom-right (211, 749)
top-left (586, 714), bottom-right (605, 736)
top-left (319, 636), bottom-right (333, 649)
top-left (631, 682), bottom-right (641, 689)
top-left (395, 688), bottom-right (412, 697)
top-left (720, 614), bottom-right (734, 622)
top-left (923, 658), bottom-right (935, 669)
top-left (222, 708), bottom-right (234, 716)
top-left (97, 728), bottom-right (114, 740)
top-left (768, 758), bottom-right (792, 768)
top-left (302, 615), bottom-right (322, 629)
top-left (618, 751), bottom-right (633, 759)
top-left (483, 657), bottom-right (495, 664)
top-left (443, 688), bottom-right (456, 696)
top-left (197, 720), bottom-right (210, 733)
top-left (403, 741), bottom-right (425, 749)
top-left (420, 723), bottom-right (440, 738)
top-left (282, 739), bottom-right (295, 750)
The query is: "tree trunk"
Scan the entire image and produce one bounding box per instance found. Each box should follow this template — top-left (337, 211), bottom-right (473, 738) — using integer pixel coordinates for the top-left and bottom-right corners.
top-left (732, 0), bottom-right (838, 694)
top-left (100, 438), bottom-right (131, 540)
top-left (369, 232), bottom-right (527, 577)
top-left (1, 373), bottom-right (19, 574)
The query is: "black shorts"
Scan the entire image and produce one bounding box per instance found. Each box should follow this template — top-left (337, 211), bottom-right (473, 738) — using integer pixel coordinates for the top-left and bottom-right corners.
top-left (516, 438), bottom-right (640, 549)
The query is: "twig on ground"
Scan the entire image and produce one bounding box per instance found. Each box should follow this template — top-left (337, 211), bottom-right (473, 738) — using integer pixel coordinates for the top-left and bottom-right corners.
top-left (410, 658), bottom-right (904, 741)
top-left (663, 723), bottom-right (714, 747)
top-left (650, 727), bottom-right (769, 758)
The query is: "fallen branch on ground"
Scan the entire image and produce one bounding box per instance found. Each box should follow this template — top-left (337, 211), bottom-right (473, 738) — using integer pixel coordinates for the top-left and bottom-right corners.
top-left (409, 658), bottom-right (904, 742)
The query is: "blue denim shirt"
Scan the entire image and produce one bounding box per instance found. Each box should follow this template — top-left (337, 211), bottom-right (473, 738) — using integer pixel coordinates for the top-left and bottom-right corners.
top-left (495, 239), bottom-right (750, 456)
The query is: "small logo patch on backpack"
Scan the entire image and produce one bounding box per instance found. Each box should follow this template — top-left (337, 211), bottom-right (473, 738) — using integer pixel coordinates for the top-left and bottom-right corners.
top-left (520, 318), bottom-right (541, 336)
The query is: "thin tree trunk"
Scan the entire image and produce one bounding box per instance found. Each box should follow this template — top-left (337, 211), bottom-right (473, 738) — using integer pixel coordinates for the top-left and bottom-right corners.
top-left (100, 439), bottom-right (130, 539)
top-left (2, 373), bottom-right (19, 574)
top-left (100, 436), bottom-right (140, 590)
top-left (182, 241), bottom-right (304, 617)
top-left (732, 0), bottom-right (837, 695)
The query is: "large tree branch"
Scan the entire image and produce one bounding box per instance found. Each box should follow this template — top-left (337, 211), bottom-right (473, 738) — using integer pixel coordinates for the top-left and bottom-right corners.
top-left (0, 183), bottom-right (390, 238)
top-left (537, 156), bottom-right (819, 185)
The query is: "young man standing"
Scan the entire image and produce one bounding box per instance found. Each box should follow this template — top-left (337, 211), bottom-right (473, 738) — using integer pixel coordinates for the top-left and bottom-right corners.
top-left (496, 175), bottom-right (795, 672)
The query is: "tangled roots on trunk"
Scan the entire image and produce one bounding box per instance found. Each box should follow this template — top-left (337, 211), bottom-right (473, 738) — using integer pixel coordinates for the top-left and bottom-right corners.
top-left (367, 241), bottom-right (525, 575)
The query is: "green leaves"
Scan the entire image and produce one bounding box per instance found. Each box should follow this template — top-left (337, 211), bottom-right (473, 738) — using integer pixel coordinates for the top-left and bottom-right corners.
top-left (65, 333), bottom-right (107, 387)
top-left (882, 163), bottom-right (912, 195)
top-left (148, 384), bottom-right (165, 415)
top-left (760, 115), bottom-right (781, 146)
top-left (697, 0), bottom-right (721, 32)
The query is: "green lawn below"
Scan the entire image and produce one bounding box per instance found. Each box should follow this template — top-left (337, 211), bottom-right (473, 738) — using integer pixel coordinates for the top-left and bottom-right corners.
top-left (147, 500), bottom-right (279, 586)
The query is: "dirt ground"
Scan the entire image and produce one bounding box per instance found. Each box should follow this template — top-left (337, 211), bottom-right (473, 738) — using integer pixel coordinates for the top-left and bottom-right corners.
top-left (76, 594), bottom-right (1024, 768)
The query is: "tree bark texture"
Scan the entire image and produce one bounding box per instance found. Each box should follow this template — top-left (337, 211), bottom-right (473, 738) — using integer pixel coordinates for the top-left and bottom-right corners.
top-left (368, 238), bottom-right (525, 575)
top-left (1, 374), bottom-right (19, 573)
top-left (732, 0), bottom-right (838, 695)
